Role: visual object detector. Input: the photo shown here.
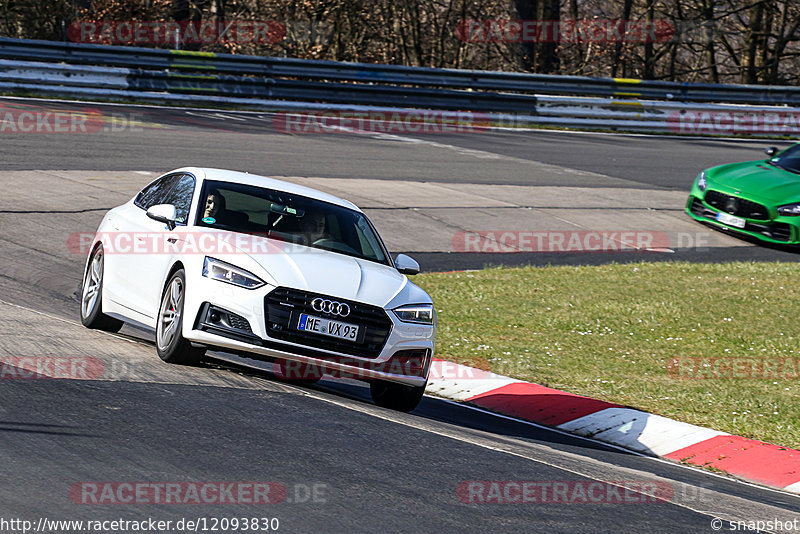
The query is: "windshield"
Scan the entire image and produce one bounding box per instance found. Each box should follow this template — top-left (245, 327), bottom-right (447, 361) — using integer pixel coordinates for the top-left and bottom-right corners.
top-left (768, 144), bottom-right (800, 174)
top-left (195, 180), bottom-right (390, 265)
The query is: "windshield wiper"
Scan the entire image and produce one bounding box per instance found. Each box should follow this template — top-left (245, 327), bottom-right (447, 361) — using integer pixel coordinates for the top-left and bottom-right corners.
top-left (766, 160), bottom-right (785, 170)
top-left (767, 160), bottom-right (800, 174)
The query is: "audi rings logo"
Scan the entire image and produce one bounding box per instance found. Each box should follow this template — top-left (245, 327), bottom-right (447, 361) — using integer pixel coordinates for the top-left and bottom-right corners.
top-left (311, 298), bottom-right (351, 317)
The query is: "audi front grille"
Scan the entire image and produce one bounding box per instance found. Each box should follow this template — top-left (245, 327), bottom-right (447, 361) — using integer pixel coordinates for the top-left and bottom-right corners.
top-left (264, 287), bottom-right (393, 359)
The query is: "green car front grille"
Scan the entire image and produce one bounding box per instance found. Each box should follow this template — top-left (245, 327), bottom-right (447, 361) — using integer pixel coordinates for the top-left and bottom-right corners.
top-left (703, 190), bottom-right (769, 220)
top-left (689, 198), bottom-right (793, 241)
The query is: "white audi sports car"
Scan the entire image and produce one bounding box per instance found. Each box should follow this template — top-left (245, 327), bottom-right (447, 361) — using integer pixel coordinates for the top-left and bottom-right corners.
top-left (80, 167), bottom-right (436, 411)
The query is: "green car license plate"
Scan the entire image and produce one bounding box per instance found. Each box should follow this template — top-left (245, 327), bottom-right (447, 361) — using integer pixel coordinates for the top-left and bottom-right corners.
top-left (716, 211), bottom-right (746, 229)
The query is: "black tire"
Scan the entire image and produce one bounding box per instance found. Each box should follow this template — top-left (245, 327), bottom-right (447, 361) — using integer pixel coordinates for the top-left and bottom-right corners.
top-left (80, 245), bottom-right (124, 333)
top-left (370, 380), bottom-right (427, 412)
top-left (156, 269), bottom-right (205, 365)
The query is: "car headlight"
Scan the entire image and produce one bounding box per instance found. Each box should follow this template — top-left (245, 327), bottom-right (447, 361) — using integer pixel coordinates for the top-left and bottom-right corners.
top-left (697, 171), bottom-right (707, 191)
top-left (393, 304), bottom-right (434, 325)
top-left (202, 257), bottom-right (265, 289)
top-left (777, 203), bottom-right (800, 216)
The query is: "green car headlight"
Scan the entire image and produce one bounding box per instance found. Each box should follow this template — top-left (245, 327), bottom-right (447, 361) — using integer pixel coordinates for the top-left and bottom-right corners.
top-left (697, 171), bottom-right (707, 191)
top-left (777, 203), bottom-right (800, 216)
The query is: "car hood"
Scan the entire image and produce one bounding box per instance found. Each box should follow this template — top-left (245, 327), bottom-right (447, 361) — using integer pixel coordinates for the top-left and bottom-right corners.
top-left (708, 160), bottom-right (800, 203)
top-left (230, 238), bottom-right (409, 307)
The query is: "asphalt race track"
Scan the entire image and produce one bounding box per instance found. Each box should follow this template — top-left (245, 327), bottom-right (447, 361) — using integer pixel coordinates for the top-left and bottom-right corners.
top-left (2, 97), bottom-right (800, 272)
top-left (1, 97), bottom-right (800, 533)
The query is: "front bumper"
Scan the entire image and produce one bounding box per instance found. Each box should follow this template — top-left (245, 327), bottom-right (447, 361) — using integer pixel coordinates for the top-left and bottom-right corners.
top-left (181, 276), bottom-right (435, 387)
top-left (685, 192), bottom-right (797, 244)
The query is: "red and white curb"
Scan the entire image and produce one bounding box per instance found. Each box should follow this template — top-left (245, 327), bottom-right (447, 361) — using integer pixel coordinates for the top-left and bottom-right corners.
top-left (426, 358), bottom-right (800, 495)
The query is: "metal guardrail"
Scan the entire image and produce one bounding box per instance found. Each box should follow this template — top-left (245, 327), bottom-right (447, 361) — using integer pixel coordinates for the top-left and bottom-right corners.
top-left (0, 37), bottom-right (543, 112)
top-left (4, 37), bottom-right (800, 105)
top-left (0, 36), bottom-right (798, 136)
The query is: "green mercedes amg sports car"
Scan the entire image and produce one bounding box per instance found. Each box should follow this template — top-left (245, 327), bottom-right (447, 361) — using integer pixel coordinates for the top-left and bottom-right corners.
top-left (686, 143), bottom-right (800, 244)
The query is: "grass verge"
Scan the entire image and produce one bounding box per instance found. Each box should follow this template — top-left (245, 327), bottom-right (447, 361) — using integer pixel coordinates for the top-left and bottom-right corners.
top-left (415, 261), bottom-right (800, 450)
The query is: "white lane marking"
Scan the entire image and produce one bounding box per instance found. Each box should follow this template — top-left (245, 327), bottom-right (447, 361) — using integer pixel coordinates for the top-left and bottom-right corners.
top-left (185, 111), bottom-right (248, 121)
top-left (317, 120), bottom-right (628, 183)
top-left (437, 399), bottom-right (800, 499)
top-left (36, 170), bottom-right (139, 197)
top-left (485, 124), bottom-right (775, 143)
top-left (0, 96), bottom-right (778, 143)
top-left (0, 298), bottom-right (296, 391)
top-left (296, 388), bottom-right (800, 522)
top-left (320, 122), bottom-right (648, 235)
top-left (367, 132), bottom-right (506, 160)
top-left (0, 297), bottom-right (135, 343)
top-left (208, 352), bottom-right (800, 507)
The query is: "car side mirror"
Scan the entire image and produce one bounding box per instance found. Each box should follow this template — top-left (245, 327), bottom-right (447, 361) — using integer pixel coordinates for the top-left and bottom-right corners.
top-left (765, 146), bottom-right (779, 157)
top-left (395, 254), bottom-right (420, 275)
top-left (147, 203), bottom-right (178, 230)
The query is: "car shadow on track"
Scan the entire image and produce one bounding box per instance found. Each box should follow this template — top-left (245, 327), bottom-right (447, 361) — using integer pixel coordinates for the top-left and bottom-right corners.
top-left (208, 350), bottom-right (629, 458)
top-left (696, 220), bottom-right (800, 255)
top-left (111, 323), bottom-right (633, 459)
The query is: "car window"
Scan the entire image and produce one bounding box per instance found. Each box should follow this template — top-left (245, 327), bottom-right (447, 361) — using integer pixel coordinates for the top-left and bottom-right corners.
top-left (771, 144), bottom-right (800, 174)
top-left (195, 180), bottom-right (390, 265)
top-left (161, 174), bottom-right (195, 224)
top-left (135, 174), bottom-right (180, 210)
top-left (355, 216), bottom-right (386, 261)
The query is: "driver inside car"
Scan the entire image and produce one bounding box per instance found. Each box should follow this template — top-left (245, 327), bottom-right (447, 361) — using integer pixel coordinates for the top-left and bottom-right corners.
top-left (300, 211), bottom-right (328, 245)
top-left (204, 190), bottom-right (221, 219)
top-left (202, 189), bottom-right (248, 228)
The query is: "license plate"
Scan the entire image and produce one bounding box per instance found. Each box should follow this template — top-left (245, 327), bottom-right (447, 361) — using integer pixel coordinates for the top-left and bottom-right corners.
top-left (716, 211), bottom-right (746, 229)
top-left (297, 313), bottom-right (359, 342)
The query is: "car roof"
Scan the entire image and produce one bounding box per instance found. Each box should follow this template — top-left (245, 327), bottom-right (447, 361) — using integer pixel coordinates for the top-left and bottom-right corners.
top-left (173, 167), bottom-right (361, 212)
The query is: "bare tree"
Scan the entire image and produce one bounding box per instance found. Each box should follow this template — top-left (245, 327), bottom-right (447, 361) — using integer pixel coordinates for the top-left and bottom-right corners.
top-left (1, 0), bottom-right (799, 86)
